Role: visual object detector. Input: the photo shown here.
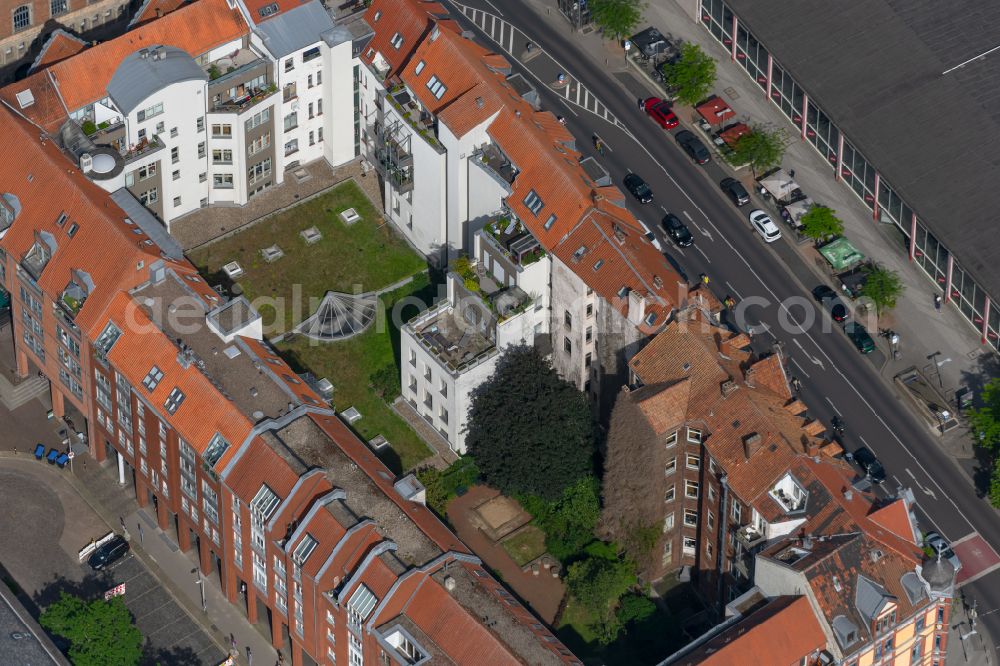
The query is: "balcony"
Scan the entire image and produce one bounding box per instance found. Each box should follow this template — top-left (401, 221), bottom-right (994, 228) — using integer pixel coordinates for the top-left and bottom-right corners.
top-left (481, 215), bottom-right (546, 268)
top-left (385, 87), bottom-right (445, 154)
top-left (59, 282), bottom-right (88, 319)
top-left (213, 84), bottom-right (278, 113)
top-left (472, 143), bottom-right (517, 192)
top-left (370, 119), bottom-right (414, 193)
top-left (735, 524), bottom-right (766, 550)
top-left (122, 135), bottom-right (165, 166)
top-left (769, 473), bottom-right (808, 514)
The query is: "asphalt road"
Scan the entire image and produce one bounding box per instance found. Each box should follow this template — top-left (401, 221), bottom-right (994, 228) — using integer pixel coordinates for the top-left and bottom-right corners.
top-left (448, 0), bottom-right (1000, 643)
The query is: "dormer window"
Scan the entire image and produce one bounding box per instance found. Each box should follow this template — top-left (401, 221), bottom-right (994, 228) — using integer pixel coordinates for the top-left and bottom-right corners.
top-left (142, 365), bottom-right (164, 391)
top-left (0, 193), bottom-right (18, 233)
top-left (203, 433), bottom-right (230, 466)
top-left (385, 626), bottom-right (427, 663)
top-left (95, 321), bottom-right (122, 354)
top-left (292, 533), bottom-right (318, 565)
top-left (832, 615), bottom-right (859, 648)
top-left (23, 231), bottom-right (56, 278)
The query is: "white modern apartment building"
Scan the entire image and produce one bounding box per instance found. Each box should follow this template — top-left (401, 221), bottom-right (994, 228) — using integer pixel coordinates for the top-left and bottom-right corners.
top-left (3, 0), bottom-right (362, 230)
top-left (400, 230), bottom-right (550, 452)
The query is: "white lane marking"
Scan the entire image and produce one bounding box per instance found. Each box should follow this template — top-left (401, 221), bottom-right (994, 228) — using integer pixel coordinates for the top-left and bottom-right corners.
top-left (694, 245), bottom-right (709, 261)
top-left (683, 211), bottom-right (693, 220)
top-left (794, 338), bottom-right (825, 368)
top-left (825, 396), bottom-right (838, 412)
top-left (725, 281), bottom-right (743, 299)
top-left (907, 468), bottom-right (917, 480)
top-left (790, 357), bottom-right (811, 379)
top-left (660, 205), bottom-right (669, 213)
top-left (859, 435), bottom-right (870, 448)
top-left (673, 246), bottom-right (685, 257)
top-left (484, 0), bottom-right (503, 15)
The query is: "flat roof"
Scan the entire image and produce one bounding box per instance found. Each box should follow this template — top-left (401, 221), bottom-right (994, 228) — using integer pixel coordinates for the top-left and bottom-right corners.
top-left (726, 0), bottom-right (1000, 297)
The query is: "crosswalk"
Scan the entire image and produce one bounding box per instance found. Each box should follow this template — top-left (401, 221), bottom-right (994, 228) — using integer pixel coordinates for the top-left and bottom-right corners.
top-left (450, 0), bottom-right (629, 132)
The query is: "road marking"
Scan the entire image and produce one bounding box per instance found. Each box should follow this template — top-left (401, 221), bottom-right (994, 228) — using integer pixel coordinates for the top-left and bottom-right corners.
top-left (906, 468), bottom-right (917, 480)
top-left (893, 475), bottom-right (903, 487)
top-left (683, 211), bottom-right (693, 220)
top-left (484, 0), bottom-right (503, 15)
top-left (859, 435), bottom-right (870, 448)
top-left (957, 563), bottom-right (1000, 588)
top-left (694, 245), bottom-right (709, 261)
top-left (725, 281), bottom-right (743, 299)
top-left (660, 205), bottom-right (668, 213)
top-left (825, 396), bottom-right (838, 412)
top-left (790, 357), bottom-right (811, 378)
top-left (794, 338), bottom-right (825, 369)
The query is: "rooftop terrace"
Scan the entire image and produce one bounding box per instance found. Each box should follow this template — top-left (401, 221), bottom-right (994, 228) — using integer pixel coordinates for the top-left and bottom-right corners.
top-left (410, 303), bottom-right (496, 373)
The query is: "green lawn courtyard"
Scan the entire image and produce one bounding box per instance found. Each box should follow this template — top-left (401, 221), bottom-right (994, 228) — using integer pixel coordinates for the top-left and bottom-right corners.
top-left (188, 180), bottom-right (425, 332)
top-left (187, 180), bottom-right (436, 472)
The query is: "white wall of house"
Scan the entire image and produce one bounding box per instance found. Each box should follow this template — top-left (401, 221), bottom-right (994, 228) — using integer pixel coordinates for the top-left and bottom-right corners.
top-left (549, 256), bottom-right (596, 391)
top-left (440, 116), bottom-right (500, 255)
top-left (324, 46), bottom-right (356, 167)
top-left (124, 78), bottom-right (208, 226)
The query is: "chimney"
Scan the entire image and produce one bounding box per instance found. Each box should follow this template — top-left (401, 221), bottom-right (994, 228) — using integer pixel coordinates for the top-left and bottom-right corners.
top-left (721, 379), bottom-right (738, 397)
top-left (155, 7), bottom-right (162, 17)
top-left (627, 290), bottom-right (646, 325)
top-left (443, 575), bottom-right (456, 591)
top-left (743, 432), bottom-right (762, 459)
top-left (613, 224), bottom-right (626, 243)
top-left (843, 489), bottom-right (853, 501)
top-left (805, 439), bottom-right (820, 456)
top-left (744, 366), bottom-right (756, 387)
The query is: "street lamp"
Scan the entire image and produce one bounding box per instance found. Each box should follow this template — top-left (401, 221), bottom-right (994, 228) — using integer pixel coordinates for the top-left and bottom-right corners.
top-left (191, 567), bottom-right (207, 613)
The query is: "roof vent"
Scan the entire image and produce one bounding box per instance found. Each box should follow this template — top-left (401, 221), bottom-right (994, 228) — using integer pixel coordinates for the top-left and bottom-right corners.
top-left (443, 575), bottom-right (456, 591)
top-left (250, 387), bottom-right (258, 397)
top-left (682, 362), bottom-right (691, 372)
top-left (15, 89), bottom-right (34, 109)
top-left (721, 380), bottom-right (738, 397)
top-left (79, 153), bottom-right (93, 172)
top-left (252, 410), bottom-right (265, 421)
top-left (652, 275), bottom-right (663, 289)
top-left (843, 489), bottom-right (853, 501)
top-left (475, 96), bottom-right (484, 108)
top-left (870, 549), bottom-right (884, 563)
top-left (743, 432), bottom-right (763, 459)
top-left (613, 224), bottom-right (626, 243)
top-left (571, 245), bottom-right (587, 262)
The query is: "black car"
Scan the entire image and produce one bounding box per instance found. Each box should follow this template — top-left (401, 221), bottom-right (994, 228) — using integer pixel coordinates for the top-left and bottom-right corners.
top-left (88, 535), bottom-right (130, 570)
top-left (844, 321), bottom-right (876, 354)
top-left (720, 177), bottom-right (750, 206)
top-left (662, 213), bottom-right (693, 247)
top-left (675, 130), bottom-right (711, 165)
top-left (852, 447), bottom-right (886, 484)
top-left (624, 173), bottom-right (653, 204)
top-left (811, 285), bottom-right (850, 322)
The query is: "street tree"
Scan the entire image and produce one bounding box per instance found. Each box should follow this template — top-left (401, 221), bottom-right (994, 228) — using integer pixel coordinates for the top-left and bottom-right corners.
top-left (800, 205), bottom-right (844, 245)
top-left (466, 345), bottom-right (596, 500)
top-left (970, 379), bottom-right (1000, 453)
top-left (590, 0), bottom-right (645, 43)
top-left (730, 126), bottom-right (785, 176)
top-left (663, 43), bottom-right (717, 106)
top-left (860, 264), bottom-right (904, 315)
top-left (40, 593), bottom-right (142, 666)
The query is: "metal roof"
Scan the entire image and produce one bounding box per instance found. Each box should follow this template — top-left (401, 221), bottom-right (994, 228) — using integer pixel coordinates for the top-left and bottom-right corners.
top-left (109, 189), bottom-right (184, 259)
top-left (255, 2), bottom-right (345, 59)
top-left (726, 0), bottom-right (1000, 298)
top-left (106, 45), bottom-right (207, 115)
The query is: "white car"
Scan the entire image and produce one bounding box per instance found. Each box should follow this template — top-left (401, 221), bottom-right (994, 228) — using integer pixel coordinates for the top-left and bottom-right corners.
top-left (925, 531), bottom-right (962, 572)
top-left (638, 220), bottom-right (663, 252)
top-left (748, 209), bottom-right (782, 243)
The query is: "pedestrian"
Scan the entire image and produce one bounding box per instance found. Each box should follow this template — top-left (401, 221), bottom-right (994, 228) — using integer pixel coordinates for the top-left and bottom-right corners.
top-left (934, 294), bottom-right (942, 311)
top-left (119, 516), bottom-right (125, 531)
top-left (12, 447), bottom-right (16, 455)
top-left (246, 646), bottom-right (253, 666)
top-left (230, 633), bottom-right (236, 651)
top-left (137, 522), bottom-right (143, 543)
top-left (638, 97), bottom-right (645, 110)
top-left (789, 169), bottom-right (796, 178)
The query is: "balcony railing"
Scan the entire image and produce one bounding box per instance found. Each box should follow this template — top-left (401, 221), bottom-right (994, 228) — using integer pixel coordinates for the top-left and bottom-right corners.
top-left (735, 524), bottom-right (765, 550)
top-left (122, 135), bottom-right (164, 165)
top-left (213, 84), bottom-right (278, 113)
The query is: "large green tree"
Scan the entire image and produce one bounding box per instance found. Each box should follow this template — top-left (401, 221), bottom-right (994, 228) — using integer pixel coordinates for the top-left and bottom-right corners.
top-left (565, 545), bottom-right (638, 644)
top-left (590, 0), bottom-right (645, 42)
top-left (40, 593), bottom-right (142, 666)
top-left (971, 379), bottom-right (1000, 507)
top-left (860, 264), bottom-right (904, 315)
top-left (730, 126), bottom-right (785, 175)
top-left (800, 205), bottom-right (844, 244)
top-left (519, 476), bottom-right (601, 561)
top-left (663, 43), bottom-right (717, 106)
top-left (466, 345), bottom-right (595, 500)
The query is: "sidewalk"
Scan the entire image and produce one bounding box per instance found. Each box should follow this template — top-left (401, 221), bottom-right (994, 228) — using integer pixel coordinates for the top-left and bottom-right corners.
top-left (950, 594), bottom-right (997, 666)
top-left (68, 456), bottom-right (281, 666)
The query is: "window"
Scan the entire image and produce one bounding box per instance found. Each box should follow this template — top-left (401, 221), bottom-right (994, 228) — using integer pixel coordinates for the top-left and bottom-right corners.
top-left (316, 99), bottom-right (322, 116)
top-left (309, 131), bottom-right (315, 146)
top-left (196, 116), bottom-right (204, 133)
top-left (248, 159), bottom-right (272, 185)
top-left (199, 173), bottom-right (207, 183)
top-left (586, 303), bottom-right (593, 318)
top-left (284, 57), bottom-right (294, 72)
top-left (685, 480), bottom-right (699, 499)
top-left (687, 428), bottom-right (703, 443)
top-left (50, 0), bottom-right (66, 16)
top-left (197, 142), bottom-right (206, 158)
top-left (706, 540), bottom-right (713, 560)
top-left (142, 365), bottom-right (163, 391)
top-left (585, 352), bottom-right (592, 368)
top-left (170, 126), bottom-right (178, 138)
top-left (683, 536), bottom-right (696, 555)
top-left (284, 138), bottom-right (299, 156)
top-left (665, 456), bottom-right (676, 474)
top-left (202, 480), bottom-right (219, 524)
top-left (707, 512), bottom-right (715, 529)
top-left (212, 149), bottom-right (233, 164)
top-left (249, 132), bottom-right (270, 155)
top-left (11, 3), bottom-right (30, 30)
top-left (213, 174), bottom-right (234, 189)
top-left (439, 406), bottom-right (448, 424)
top-left (544, 214), bottom-right (557, 230)
top-left (204, 433), bottom-right (231, 466)
top-left (731, 500), bottom-right (741, 522)
top-left (439, 379), bottom-right (447, 397)
top-left (563, 337), bottom-right (571, 354)
top-left (246, 109), bottom-right (270, 131)
top-left (585, 326), bottom-right (593, 343)
top-left (665, 430), bottom-right (678, 448)
top-left (170, 146), bottom-right (179, 164)
top-left (564, 310), bottom-right (572, 328)
top-left (426, 75), bottom-right (447, 99)
top-left (523, 189), bottom-right (544, 215)
top-left (137, 163), bottom-right (156, 180)
top-left (390, 32), bottom-right (403, 49)
top-left (317, 127), bottom-right (323, 143)
top-left (302, 46), bottom-right (320, 62)
top-left (171, 169), bottom-right (180, 181)
top-left (683, 509), bottom-right (697, 527)
top-left (686, 454), bottom-right (700, 470)
top-left (211, 124), bottom-right (232, 138)
top-left (663, 512), bottom-right (674, 531)
top-left (164, 387), bottom-right (185, 414)
top-left (173, 196), bottom-right (182, 207)
top-left (136, 102), bottom-right (163, 122)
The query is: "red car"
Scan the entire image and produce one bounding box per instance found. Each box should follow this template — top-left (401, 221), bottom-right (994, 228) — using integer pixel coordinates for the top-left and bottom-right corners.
top-left (643, 97), bottom-right (679, 129)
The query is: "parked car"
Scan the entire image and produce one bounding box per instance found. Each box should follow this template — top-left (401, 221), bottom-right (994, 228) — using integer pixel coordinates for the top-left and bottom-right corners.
top-left (88, 535), bottom-right (130, 570)
top-left (844, 321), bottom-right (875, 354)
top-left (675, 130), bottom-right (711, 164)
top-left (720, 178), bottom-right (750, 206)
top-left (638, 219), bottom-right (663, 252)
top-left (662, 213), bottom-right (693, 247)
top-left (643, 97), bottom-right (679, 129)
top-left (852, 447), bottom-right (886, 484)
top-left (812, 285), bottom-right (850, 322)
top-left (624, 173), bottom-right (653, 204)
top-left (748, 209), bottom-right (781, 243)
top-left (924, 531), bottom-right (962, 571)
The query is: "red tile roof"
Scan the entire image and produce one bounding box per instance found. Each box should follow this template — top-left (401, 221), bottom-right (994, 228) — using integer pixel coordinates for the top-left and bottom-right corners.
top-left (129, 0), bottom-right (188, 28)
top-left (674, 596), bottom-right (825, 666)
top-left (30, 30), bottom-right (88, 73)
top-left (361, 0), bottom-right (446, 76)
top-left (226, 433), bottom-right (304, 504)
top-left (1, 0), bottom-right (247, 128)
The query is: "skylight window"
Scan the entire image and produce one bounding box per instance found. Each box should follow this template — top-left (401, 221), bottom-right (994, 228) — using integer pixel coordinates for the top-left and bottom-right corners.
top-left (372, 9), bottom-right (381, 21)
top-left (390, 32), bottom-right (403, 49)
top-left (67, 222), bottom-right (78, 237)
top-left (523, 189), bottom-right (543, 215)
top-left (426, 75), bottom-right (447, 99)
top-left (543, 213), bottom-right (556, 230)
top-left (292, 534), bottom-right (318, 564)
top-left (644, 312), bottom-right (657, 326)
top-left (95, 321), bottom-right (122, 354)
top-left (414, 59), bottom-right (425, 75)
top-left (593, 259), bottom-right (604, 271)
top-left (203, 433), bottom-right (231, 466)
top-left (142, 365), bottom-right (164, 391)
top-left (258, 2), bottom-right (278, 17)
top-left (250, 484), bottom-right (281, 521)
top-left (164, 387), bottom-right (185, 414)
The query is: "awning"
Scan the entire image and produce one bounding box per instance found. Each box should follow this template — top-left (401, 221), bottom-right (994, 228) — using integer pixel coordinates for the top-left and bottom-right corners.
top-left (630, 27), bottom-right (668, 57)
top-left (783, 198), bottom-right (814, 229)
top-left (695, 95), bottom-right (735, 126)
top-left (758, 169), bottom-right (801, 202)
top-left (719, 122), bottom-right (750, 147)
top-left (819, 238), bottom-right (866, 271)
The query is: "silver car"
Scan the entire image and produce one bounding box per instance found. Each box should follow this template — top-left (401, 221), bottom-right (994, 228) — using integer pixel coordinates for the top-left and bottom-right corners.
top-left (748, 209), bottom-right (782, 243)
top-left (924, 531), bottom-right (962, 572)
